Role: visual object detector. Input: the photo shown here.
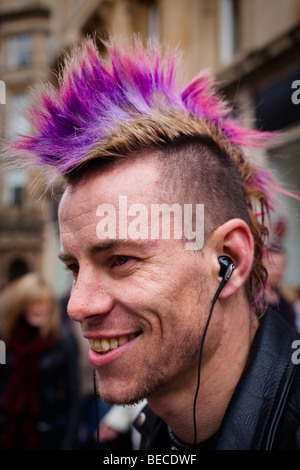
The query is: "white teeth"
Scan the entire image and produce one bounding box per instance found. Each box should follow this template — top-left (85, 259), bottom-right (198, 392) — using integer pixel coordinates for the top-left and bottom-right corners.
top-left (110, 338), bottom-right (118, 350)
top-left (91, 333), bottom-right (138, 354)
top-left (118, 336), bottom-right (128, 346)
top-left (91, 339), bottom-right (101, 352)
top-left (101, 338), bottom-right (110, 352)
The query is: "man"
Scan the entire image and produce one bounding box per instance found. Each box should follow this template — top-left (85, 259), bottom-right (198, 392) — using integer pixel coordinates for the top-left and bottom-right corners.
top-left (8, 37), bottom-right (300, 450)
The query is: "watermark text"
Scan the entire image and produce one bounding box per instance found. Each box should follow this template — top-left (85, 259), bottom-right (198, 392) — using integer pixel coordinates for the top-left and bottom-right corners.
top-left (0, 340), bottom-right (6, 364)
top-left (0, 80), bottom-right (5, 105)
top-left (291, 80), bottom-right (300, 105)
top-left (291, 340), bottom-right (300, 364)
top-left (96, 196), bottom-right (204, 250)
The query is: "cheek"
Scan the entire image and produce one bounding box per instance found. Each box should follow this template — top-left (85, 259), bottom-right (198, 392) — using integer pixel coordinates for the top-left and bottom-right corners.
top-left (134, 267), bottom-right (206, 335)
top-left (154, 271), bottom-right (223, 359)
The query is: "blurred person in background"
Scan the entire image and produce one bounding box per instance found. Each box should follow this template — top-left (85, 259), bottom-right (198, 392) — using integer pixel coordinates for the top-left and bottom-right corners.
top-left (263, 242), bottom-right (296, 329)
top-left (0, 273), bottom-right (79, 450)
top-left (98, 400), bottom-right (147, 450)
top-left (293, 289), bottom-right (300, 333)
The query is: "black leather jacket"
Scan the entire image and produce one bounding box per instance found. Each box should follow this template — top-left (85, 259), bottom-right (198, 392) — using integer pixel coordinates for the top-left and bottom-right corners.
top-left (134, 309), bottom-right (300, 450)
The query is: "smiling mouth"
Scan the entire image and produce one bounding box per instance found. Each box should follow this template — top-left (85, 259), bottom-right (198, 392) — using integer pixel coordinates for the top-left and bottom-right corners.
top-left (91, 332), bottom-right (141, 354)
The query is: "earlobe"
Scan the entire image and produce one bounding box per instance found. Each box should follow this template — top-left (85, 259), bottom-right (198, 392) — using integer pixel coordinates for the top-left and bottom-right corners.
top-left (211, 219), bottom-right (254, 299)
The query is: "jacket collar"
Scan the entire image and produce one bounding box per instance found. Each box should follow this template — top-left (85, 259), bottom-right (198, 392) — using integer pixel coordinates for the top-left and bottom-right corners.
top-left (134, 309), bottom-right (299, 450)
top-left (215, 309), bottom-right (298, 449)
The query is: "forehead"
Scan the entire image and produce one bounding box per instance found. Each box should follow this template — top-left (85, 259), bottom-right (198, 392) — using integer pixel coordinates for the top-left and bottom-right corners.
top-left (59, 155), bottom-right (162, 224)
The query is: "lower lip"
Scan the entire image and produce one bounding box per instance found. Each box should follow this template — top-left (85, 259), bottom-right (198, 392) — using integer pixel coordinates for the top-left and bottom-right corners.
top-left (88, 334), bottom-right (141, 367)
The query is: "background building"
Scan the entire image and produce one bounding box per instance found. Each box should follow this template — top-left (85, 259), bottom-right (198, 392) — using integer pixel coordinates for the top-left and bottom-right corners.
top-left (0, 0), bottom-right (299, 297)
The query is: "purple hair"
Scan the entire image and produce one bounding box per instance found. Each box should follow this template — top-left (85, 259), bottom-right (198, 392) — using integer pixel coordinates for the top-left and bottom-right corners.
top-left (12, 37), bottom-right (276, 173)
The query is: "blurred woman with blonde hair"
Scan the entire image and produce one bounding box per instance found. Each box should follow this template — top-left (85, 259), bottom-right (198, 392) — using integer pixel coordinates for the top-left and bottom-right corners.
top-left (1, 272), bottom-right (62, 343)
top-left (0, 273), bottom-right (79, 450)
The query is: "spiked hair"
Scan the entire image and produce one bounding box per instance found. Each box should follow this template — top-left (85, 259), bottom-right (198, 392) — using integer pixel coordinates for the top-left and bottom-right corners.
top-left (7, 37), bottom-right (298, 315)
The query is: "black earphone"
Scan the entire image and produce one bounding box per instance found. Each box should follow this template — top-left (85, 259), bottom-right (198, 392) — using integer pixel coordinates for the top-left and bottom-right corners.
top-left (192, 255), bottom-right (235, 446)
top-left (213, 256), bottom-right (235, 302)
top-left (218, 255), bottom-right (235, 280)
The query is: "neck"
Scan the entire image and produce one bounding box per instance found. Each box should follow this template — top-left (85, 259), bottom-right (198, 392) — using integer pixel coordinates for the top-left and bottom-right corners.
top-left (147, 293), bottom-right (259, 446)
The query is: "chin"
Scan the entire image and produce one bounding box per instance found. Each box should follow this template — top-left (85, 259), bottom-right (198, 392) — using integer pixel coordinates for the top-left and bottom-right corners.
top-left (95, 377), bottom-right (147, 406)
top-left (99, 390), bottom-right (145, 406)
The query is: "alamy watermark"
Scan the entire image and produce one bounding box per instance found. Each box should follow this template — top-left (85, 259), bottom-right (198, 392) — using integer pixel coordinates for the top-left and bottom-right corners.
top-left (291, 340), bottom-right (300, 365)
top-left (291, 80), bottom-right (300, 105)
top-left (0, 80), bottom-right (5, 105)
top-left (0, 340), bottom-right (6, 364)
top-left (96, 196), bottom-right (204, 250)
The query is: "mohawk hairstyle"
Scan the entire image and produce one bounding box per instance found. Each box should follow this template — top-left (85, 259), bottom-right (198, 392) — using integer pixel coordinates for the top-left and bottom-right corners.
top-left (10, 36), bottom-right (276, 173)
top-left (6, 36), bottom-right (299, 315)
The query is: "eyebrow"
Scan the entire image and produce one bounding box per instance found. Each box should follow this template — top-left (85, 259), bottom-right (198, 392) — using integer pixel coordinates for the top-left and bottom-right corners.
top-left (57, 252), bottom-right (77, 263)
top-left (58, 238), bottom-right (157, 262)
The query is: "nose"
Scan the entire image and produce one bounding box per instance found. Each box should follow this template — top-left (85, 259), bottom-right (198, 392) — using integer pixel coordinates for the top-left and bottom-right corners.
top-left (67, 274), bottom-right (114, 323)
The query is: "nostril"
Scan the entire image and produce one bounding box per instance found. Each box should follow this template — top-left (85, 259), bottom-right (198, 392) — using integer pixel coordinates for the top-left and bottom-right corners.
top-left (67, 290), bottom-right (114, 322)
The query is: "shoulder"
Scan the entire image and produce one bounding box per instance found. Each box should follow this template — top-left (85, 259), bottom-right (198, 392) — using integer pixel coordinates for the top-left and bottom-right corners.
top-left (258, 309), bottom-right (300, 448)
top-left (273, 360), bottom-right (300, 449)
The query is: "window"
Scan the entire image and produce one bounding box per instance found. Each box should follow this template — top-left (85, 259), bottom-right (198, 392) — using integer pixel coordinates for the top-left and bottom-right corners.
top-left (3, 168), bottom-right (28, 207)
top-left (218, 0), bottom-right (239, 65)
top-left (4, 92), bottom-right (30, 207)
top-left (7, 92), bottom-right (30, 138)
top-left (8, 258), bottom-right (29, 283)
top-left (7, 34), bottom-right (32, 70)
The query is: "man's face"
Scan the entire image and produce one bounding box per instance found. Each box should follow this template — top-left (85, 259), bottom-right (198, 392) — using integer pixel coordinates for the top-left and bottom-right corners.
top-left (58, 156), bottom-right (215, 405)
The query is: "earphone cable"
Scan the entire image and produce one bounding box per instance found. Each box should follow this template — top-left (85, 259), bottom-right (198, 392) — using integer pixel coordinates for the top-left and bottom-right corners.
top-left (192, 294), bottom-right (220, 447)
top-left (93, 369), bottom-right (100, 449)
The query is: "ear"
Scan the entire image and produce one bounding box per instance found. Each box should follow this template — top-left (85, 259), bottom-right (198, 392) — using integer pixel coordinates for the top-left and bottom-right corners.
top-left (209, 218), bottom-right (254, 299)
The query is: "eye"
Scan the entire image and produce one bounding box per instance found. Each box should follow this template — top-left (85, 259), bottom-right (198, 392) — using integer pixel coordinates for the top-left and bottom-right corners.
top-left (112, 255), bottom-right (132, 267)
top-left (64, 263), bottom-right (79, 277)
